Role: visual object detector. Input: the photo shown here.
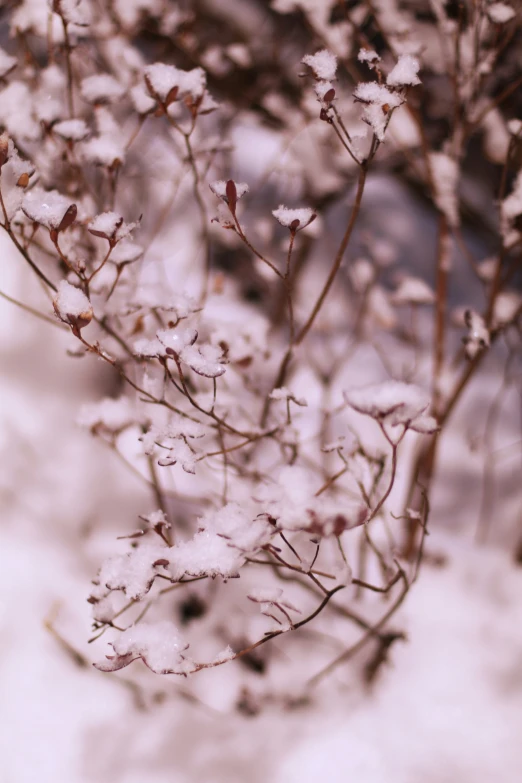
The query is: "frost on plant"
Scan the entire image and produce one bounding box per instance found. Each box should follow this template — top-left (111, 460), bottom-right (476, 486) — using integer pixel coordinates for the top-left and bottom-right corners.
top-left (0, 0), bottom-right (521, 711)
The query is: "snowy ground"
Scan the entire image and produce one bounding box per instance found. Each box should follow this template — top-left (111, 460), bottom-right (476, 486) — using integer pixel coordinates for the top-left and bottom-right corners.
top-left (1, 236), bottom-right (522, 783)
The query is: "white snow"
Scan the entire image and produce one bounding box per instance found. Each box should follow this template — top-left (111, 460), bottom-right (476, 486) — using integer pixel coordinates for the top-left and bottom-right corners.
top-left (80, 107), bottom-right (126, 167)
top-left (0, 81), bottom-right (40, 140)
top-left (487, 2), bottom-right (516, 23)
top-left (345, 380), bottom-right (431, 427)
top-left (0, 139), bottom-right (35, 219)
top-left (157, 438), bottom-right (197, 474)
top-left (360, 103), bottom-right (388, 142)
top-left (162, 503), bottom-right (275, 581)
top-left (302, 50), bottom-right (338, 81)
top-left (180, 343), bottom-right (226, 378)
top-left (53, 119), bottom-right (90, 141)
top-left (81, 136), bottom-right (124, 167)
top-left (314, 80), bottom-right (335, 102)
top-left (93, 542), bottom-right (170, 600)
top-left (165, 416), bottom-right (206, 441)
top-left (130, 83), bottom-right (156, 114)
top-left (354, 83), bottom-right (403, 141)
top-left (358, 49), bottom-right (381, 66)
top-left (258, 465), bottom-right (367, 535)
top-left (22, 188), bottom-right (75, 230)
top-left (91, 592), bottom-right (120, 624)
top-left (88, 211), bottom-right (123, 239)
top-left (109, 621), bottom-right (190, 674)
top-left (354, 82), bottom-right (402, 107)
top-left (157, 326), bottom-right (198, 354)
top-left (408, 413), bottom-right (439, 434)
top-left (80, 74), bottom-right (125, 104)
top-left (212, 645), bottom-right (235, 663)
top-left (88, 212), bottom-right (139, 243)
top-left (133, 336), bottom-right (164, 358)
top-left (154, 328), bottom-right (226, 378)
top-left (272, 205), bottom-right (316, 228)
top-left (53, 281), bottom-right (93, 328)
top-left (269, 387), bottom-right (308, 405)
top-left (248, 586), bottom-right (284, 603)
top-left (209, 179), bottom-right (249, 201)
top-left (144, 63), bottom-right (206, 102)
top-left (463, 309), bottom-right (490, 356)
top-left (35, 64), bottom-right (66, 125)
top-left (386, 54), bottom-right (421, 87)
top-left (170, 531), bottom-right (243, 579)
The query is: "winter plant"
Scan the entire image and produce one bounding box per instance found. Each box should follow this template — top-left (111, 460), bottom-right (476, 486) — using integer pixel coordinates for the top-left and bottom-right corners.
top-left (1, 0), bottom-right (521, 707)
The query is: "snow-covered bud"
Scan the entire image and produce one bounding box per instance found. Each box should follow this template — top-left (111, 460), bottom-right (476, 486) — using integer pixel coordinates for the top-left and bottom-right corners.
top-left (53, 280), bottom-right (93, 333)
top-left (272, 205), bottom-right (316, 232)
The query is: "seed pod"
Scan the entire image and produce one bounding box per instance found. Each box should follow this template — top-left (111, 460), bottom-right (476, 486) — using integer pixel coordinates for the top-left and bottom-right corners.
top-left (165, 85), bottom-right (179, 107)
top-left (323, 88), bottom-right (335, 103)
top-left (226, 179), bottom-right (237, 215)
top-left (57, 203), bottom-right (77, 232)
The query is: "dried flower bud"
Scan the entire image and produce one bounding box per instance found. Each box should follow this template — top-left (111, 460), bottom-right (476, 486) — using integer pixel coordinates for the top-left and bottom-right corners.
top-left (165, 85), bottom-right (179, 107)
top-left (226, 179), bottom-right (237, 215)
top-left (57, 203), bottom-right (77, 233)
top-left (209, 180), bottom-right (249, 207)
top-left (323, 88), bottom-right (336, 103)
top-left (53, 280), bottom-right (93, 333)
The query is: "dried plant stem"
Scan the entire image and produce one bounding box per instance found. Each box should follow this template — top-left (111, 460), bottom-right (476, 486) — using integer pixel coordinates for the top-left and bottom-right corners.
top-left (260, 165), bottom-right (368, 427)
top-left (0, 287), bottom-right (65, 329)
top-left (0, 219), bottom-right (57, 291)
top-left (296, 164), bottom-right (368, 345)
top-left (433, 215), bottom-right (449, 412)
top-left (308, 564), bottom-right (409, 686)
top-left (60, 16), bottom-right (75, 118)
